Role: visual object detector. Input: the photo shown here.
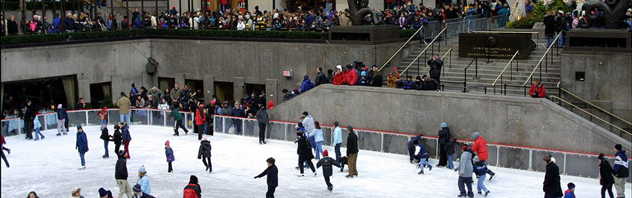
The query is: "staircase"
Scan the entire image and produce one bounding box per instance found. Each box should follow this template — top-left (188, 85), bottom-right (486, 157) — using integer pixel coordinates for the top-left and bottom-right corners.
top-left (396, 37), bottom-right (562, 96)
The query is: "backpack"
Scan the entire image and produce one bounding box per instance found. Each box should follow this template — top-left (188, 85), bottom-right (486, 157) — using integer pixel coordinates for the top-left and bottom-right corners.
top-left (183, 185), bottom-right (199, 198)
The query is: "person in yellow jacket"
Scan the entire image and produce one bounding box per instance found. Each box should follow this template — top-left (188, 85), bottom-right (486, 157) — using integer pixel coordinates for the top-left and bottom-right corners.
top-left (117, 92), bottom-right (132, 125)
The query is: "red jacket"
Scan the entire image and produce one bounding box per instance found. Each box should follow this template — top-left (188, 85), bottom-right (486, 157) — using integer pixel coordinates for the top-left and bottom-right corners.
top-left (333, 72), bottom-right (345, 85)
top-left (529, 84), bottom-right (546, 98)
top-left (472, 137), bottom-right (489, 161)
top-left (195, 108), bottom-right (206, 125)
top-left (98, 107), bottom-right (108, 121)
top-left (1, 134), bottom-right (5, 144)
top-left (343, 69), bottom-right (358, 85)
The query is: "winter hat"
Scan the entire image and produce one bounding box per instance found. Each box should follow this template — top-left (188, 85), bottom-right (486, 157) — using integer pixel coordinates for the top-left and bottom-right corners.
top-left (462, 145), bottom-right (469, 151)
top-left (361, 71), bottom-right (367, 77)
top-left (133, 184), bottom-right (142, 192)
top-left (567, 182), bottom-right (575, 189)
top-left (473, 156), bottom-right (480, 162)
top-left (303, 75), bottom-right (310, 80)
top-left (138, 165), bottom-right (146, 173)
top-left (440, 122), bottom-right (448, 128)
top-left (77, 125), bottom-right (82, 130)
top-left (615, 144), bottom-right (622, 151)
top-left (118, 150), bottom-right (126, 156)
top-left (189, 175), bottom-right (199, 184)
top-left (211, 100), bottom-right (217, 106)
top-left (598, 153), bottom-right (605, 160)
top-left (302, 111), bottom-right (309, 116)
top-left (165, 140), bottom-right (170, 147)
top-left (202, 134), bottom-right (208, 141)
top-left (71, 188), bottom-right (81, 195)
top-left (98, 188), bottom-right (109, 197)
top-left (392, 67), bottom-right (398, 71)
top-left (336, 65), bottom-right (343, 71)
top-left (323, 150), bottom-right (329, 156)
top-left (58, 104), bottom-right (63, 109)
top-left (472, 132), bottom-right (481, 140)
top-left (543, 155), bottom-right (552, 162)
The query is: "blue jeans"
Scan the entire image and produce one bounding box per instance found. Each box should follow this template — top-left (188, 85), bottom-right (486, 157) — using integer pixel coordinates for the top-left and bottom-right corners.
top-left (79, 152), bottom-right (86, 166)
top-left (314, 141), bottom-right (323, 159)
top-left (34, 128), bottom-right (45, 140)
top-left (120, 113), bottom-right (131, 125)
top-left (100, 120), bottom-right (107, 126)
top-left (557, 32), bottom-right (565, 47)
top-left (477, 174), bottom-right (488, 193)
top-left (546, 35), bottom-right (554, 47)
top-left (335, 143), bottom-right (342, 162)
top-left (447, 154), bottom-right (454, 169)
top-left (103, 139), bottom-right (109, 157)
top-left (419, 157), bottom-right (432, 168)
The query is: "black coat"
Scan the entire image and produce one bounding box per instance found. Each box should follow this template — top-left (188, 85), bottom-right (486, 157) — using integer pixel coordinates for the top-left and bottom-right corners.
top-left (112, 129), bottom-right (122, 146)
top-left (543, 15), bottom-right (556, 36)
top-left (297, 137), bottom-right (314, 161)
top-left (7, 20), bottom-right (18, 35)
top-left (346, 132), bottom-right (359, 155)
top-left (369, 75), bottom-right (383, 87)
top-left (543, 162), bottom-right (563, 196)
top-left (100, 128), bottom-right (110, 140)
top-left (198, 140), bottom-right (212, 158)
top-left (315, 72), bottom-right (328, 86)
top-left (600, 160), bottom-right (615, 185)
top-left (115, 155), bottom-right (128, 180)
top-left (427, 59), bottom-right (443, 78)
top-left (438, 127), bottom-right (451, 145)
top-left (255, 165), bottom-right (278, 187)
top-left (444, 138), bottom-right (456, 155)
top-left (317, 156), bottom-right (340, 177)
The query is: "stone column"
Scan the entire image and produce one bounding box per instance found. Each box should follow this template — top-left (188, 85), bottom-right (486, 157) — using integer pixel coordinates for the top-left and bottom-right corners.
top-left (265, 79), bottom-right (278, 108)
top-left (203, 75), bottom-right (215, 104)
top-left (233, 77), bottom-right (245, 103)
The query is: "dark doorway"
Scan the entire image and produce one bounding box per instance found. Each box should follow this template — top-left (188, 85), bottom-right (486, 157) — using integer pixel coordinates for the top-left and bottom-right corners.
top-left (2, 75), bottom-right (75, 115)
top-left (185, 79), bottom-right (204, 101)
top-left (90, 82), bottom-right (112, 108)
top-left (214, 81), bottom-right (234, 103)
top-left (158, 77), bottom-right (175, 92)
top-left (245, 84), bottom-right (266, 97)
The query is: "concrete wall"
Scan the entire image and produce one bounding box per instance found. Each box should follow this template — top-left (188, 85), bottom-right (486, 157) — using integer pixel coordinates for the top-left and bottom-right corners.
top-left (1, 39), bottom-right (404, 106)
top-left (269, 84), bottom-right (631, 155)
top-left (560, 51), bottom-right (632, 132)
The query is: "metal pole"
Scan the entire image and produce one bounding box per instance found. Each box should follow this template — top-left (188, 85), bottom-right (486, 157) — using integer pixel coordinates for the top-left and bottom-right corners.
top-left (125, 0), bottom-right (128, 19)
top-left (141, 0), bottom-right (144, 14)
top-left (110, 0), bottom-right (113, 14)
top-left (179, 0), bottom-right (181, 17)
top-left (155, 0), bottom-right (158, 16)
top-left (61, 0), bottom-right (65, 32)
top-left (449, 50), bottom-right (452, 69)
top-left (475, 57), bottom-right (478, 79)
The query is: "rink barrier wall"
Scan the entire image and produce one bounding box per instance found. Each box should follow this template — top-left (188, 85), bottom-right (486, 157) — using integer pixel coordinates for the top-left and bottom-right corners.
top-left (1, 109), bottom-right (630, 181)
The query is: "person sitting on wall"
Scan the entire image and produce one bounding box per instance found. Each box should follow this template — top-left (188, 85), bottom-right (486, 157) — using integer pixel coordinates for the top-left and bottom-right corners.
top-left (386, 67), bottom-right (401, 88)
top-left (529, 79), bottom-right (546, 98)
top-left (420, 75), bottom-right (439, 91)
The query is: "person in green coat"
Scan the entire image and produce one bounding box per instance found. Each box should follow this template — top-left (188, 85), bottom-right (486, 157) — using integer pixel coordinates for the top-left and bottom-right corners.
top-left (171, 102), bottom-right (188, 136)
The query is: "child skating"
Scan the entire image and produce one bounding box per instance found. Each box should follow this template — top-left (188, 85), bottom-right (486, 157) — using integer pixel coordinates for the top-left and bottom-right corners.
top-left (473, 156), bottom-right (490, 196)
top-left (254, 157), bottom-right (278, 198)
top-left (33, 117), bottom-right (44, 141)
top-left (165, 140), bottom-right (174, 173)
top-left (316, 150), bottom-right (340, 192)
top-left (197, 135), bottom-right (212, 172)
top-left (414, 140), bottom-right (432, 174)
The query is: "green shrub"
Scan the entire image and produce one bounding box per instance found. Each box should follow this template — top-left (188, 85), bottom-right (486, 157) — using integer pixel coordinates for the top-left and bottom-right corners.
top-left (507, 0), bottom-right (574, 29)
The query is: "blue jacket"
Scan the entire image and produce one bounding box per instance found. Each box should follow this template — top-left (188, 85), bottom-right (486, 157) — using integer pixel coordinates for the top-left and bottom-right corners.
top-left (300, 79), bottom-right (315, 93)
top-left (76, 131), bottom-right (89, 153)
top-left (333, 127), bottom-right (343, 145)
top-left (57, 108), bottom-right (68, 120)
top-left (473, 161), bottom-right (488, 176)
top-left (613, 150), bottom-right (629, 178)
top-left (309, 128), bottom-right (324, 142)
top-left (33, 118), bottom-right (41, 129)
top-left (403, 80), bottom-right (415, 90)
top-left (137, 175), bottom-right (150, 194)
top-left (563, 189), bottom-right (575, 198)
top-left (122, 126), bottom-right (132, 142)
top-left (165, 147), bottom-right (174, 162)
top-left (416, 143), bottom-right (430, 159)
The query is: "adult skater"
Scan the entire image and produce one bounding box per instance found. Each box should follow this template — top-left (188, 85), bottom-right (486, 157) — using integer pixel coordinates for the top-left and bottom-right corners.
top-left (121, 122), bottom-right (132, 159)
top-left (613, 144), bottom-right (629, 198)
top-left (183, 175), bottom-right (202, 198)
top-left (255, 103), bottom-right (269, 144)
top-left (543, 155), bottom-right (563, 198)
top-left (197, 135), bottom-right (212, 172)
top-left (205, 101), bottom-right (215, 136)
top-left (308, 121), bottom-right (324, 159)
top-left (346, 126), bottom-right (359, 178)
top-left (317, 150), bottom-right (340, 192)
top-left (471, 132), bottom-right (495, 180)
top-left (101, 124), bottom-right (113, 158)
top-left (137, 165), bottom-right (150, 195)
top-left (0, 134), bottom-right (9, 168)
top-left (115, 150), bottom-right (133, 198)
top-left (195, 103), bottom-right (206, 140)
top-left (165, 140), bottom-right (174, 173)
top-left (76, 125), bottom-right (89, 170)
top-left (56, 104), bottom-right (69, 136)
top-left (333, 122), bottom-right (342, 162)
top-left (455, 146), bottom-right (474, 197)
top-left (21, 100), bottom-right (35, 139)
top-left (254, 157), bottom-right (278, 198)
top-left (297, 130), bottom-right (317, 177)
top-left (116, 92), bottom-right (132, 125)
top-left (437, 122), bottom-right (451, 167)
top-left (112, 125), bottom-right (123, 155)
top-left (598, 153), bottom-right (615, 198)
top-left (172, 103), bottom-right (188, 136)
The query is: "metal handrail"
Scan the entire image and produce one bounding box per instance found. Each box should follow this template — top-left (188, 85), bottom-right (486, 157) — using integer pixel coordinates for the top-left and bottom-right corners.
top-left (550, 95), bottom-right (632, 136)
top-left (441, 48), bottom-right (452, 77)
top-left (556, 86), bottom-right (632, 127)
top-left (462, 57), bottom-right (478, 92)
top-left (401, 27), bottom-right (448, 74)
top-left (492, 50), bottom-right (520, 86)
top-left (377, 26), bottom-right (426, 72)
top-left (523, 32), bottom-right (562, 86)
top-left (441, 48), bottom-right (452, 59)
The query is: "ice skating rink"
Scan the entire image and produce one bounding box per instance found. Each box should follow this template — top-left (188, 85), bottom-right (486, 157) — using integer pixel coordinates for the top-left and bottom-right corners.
top-left (1, 125), bottom-right (630, 197)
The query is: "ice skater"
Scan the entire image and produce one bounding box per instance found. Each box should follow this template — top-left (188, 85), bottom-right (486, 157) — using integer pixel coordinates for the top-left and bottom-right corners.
top-left (455, 146), bottom-right (474, 197)
top-left (445, 138), bottom-right (457, 169)
top-left (56, 104), bottom-right (69, 136)
top-left (308, 121), bottom-right (324, 159)
top-left (195, 103), bottom-right (206, 140)
top-left (414, 140), bottom-right (432, 174)
top-left (407, 135), bottom-right (422, 163)
top-left (100, 124), bottom-right (113, 158)
top-left (183, 175), bottom-right (202, 198)
top-left (316, 150), bottom-right (340, 192)
top-left (254, 157), bottom-right (278, 198)
top-left (564, 182), bottom-right (576, 198)
top-left (75, 125), bottom-right (89, 170)
top-left (136, 165), bottom-right (151, 195)
top-left (33, 117), bottom-right (45, 140)
top-left (0, 134), bottom-right (9, 168)
top-left (598, 153), bottom-right (614, 198)
top-left (112, 125), bottom-right (123, 155)
top-left (255, 103), bottom-right (269, 144)
top-left (171, 103), bottom-right (188, 136)
top-left (115, 150), bottom-right (133, 198)
top-left (296, 130), bottom-right (317, 177)
top-left (121, 122), bottom-right (132, 159)
top-left (197, 135), bottom-right (212, 172)
top-left (98, 106), bottom-right (109, 126)
top-left (165, 140), bottom-right (174, 173)
top-left (473, 156), bottom-right (490, 196)
top-left (471, 132), bottom-right (496, 180)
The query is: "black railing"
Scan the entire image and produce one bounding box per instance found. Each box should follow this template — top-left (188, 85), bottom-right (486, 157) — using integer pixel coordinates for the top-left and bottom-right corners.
top-left (462, 57), bottom-right (478, 92)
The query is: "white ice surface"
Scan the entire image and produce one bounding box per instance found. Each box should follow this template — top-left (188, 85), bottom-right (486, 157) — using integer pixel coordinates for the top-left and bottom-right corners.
top-left (1, 125), bottom-right (630, 198)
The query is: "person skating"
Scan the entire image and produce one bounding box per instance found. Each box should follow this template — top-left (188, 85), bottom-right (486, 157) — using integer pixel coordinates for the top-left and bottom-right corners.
top-left (346, 126), bottom-right (359, 178)
top-left (332, 122), bottom-right (342, 162)
top-left (564, 182), bottom-right (576, 198)
top-left (197, 135), bottom-right (212, 172)
top-left (473, 156), bottom-right (491, 196)
top-left (75, 125), bottom-right (89, 170)
top-left (598, 153), bottom-right (615, 198)
top-left (297, 130), bottom-right (317, 177)
top-left (316, 150), bottom-right (340, 192)
top-left (543, 155), bottom-right (563, 198)
top-left (308, 121), bottom-right (324, 159)
top-left (100, 124), bottom-right (113, 158)
top-left (132, 184), bottom-right (154, 198)
top-left (71, 187), bottom-right (85, 198)
top-left (183, 175), bottom-right (202, 198)
top-left (165, 140), bottom-right (175, 173)
top-left (0, 134), bottom-right (9, 168)
top-left (195, 103), bottom-right (206, 140)
top-left (56, 104), bottom-right (69, 136)
top-left (471, 132), bottom-right (496, 180)
top-left (136, 165), bottom-right (150, 195)
top-left (172, 103), bottom-right (188, 136)
top-left (112, 125), bottom-right (123, 155)
top-left (21, 100), bottom-right (35, 139)
top-left (455, 146), bottom-right (474, 197)
top-left (445, 138), bottom-right (457, 169)
top-left (414, 140), bottom-right (433, 174)
top-left (33, 117), bottom-right (45, 141)
top-left (98, 106), bottom-right (109, 126)
top-left (437, 122), bottom-right (451, 167)
top-left (613, 144), bottom-right (629, 198)
top-left (121, 122), bottom-right (132, 159)
top-left (255, 103), bottom-right (269, 144)
top-left (254, 157), bottom-right (278, 198)
top-left (115, 150), bottom-right (133, 198)
top-left (407, 134), bottom-right (422, 163)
